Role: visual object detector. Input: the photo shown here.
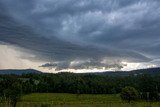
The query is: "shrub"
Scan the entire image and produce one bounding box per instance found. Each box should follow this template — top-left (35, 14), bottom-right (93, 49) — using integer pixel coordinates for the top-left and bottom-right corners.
top-left (149, 92), bottom-right (160, 101)
top-left (120, 86), bottom-right (139, 103)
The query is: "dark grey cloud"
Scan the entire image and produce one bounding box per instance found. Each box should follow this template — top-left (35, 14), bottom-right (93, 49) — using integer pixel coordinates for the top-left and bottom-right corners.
top-left (40, 59), bottom-right (124, 71)
top-left (0, 0), bottom-right (160, 71)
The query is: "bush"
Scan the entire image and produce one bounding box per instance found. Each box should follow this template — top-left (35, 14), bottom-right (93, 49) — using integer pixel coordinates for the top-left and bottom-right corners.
top-left (149, 92), bottom-right (160, 101)
top-left (120, 86), bottom-right (139, 103)
top-left (141, 92), bottom-right (160, 101)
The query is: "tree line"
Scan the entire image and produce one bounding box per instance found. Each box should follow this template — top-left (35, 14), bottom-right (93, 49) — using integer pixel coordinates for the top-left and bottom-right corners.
top-left (0, 72), bottom-right (160, 106)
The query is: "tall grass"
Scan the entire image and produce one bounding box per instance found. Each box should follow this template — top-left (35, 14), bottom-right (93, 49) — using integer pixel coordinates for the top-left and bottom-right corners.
top-left (1, 93), bottom-right (160, 107)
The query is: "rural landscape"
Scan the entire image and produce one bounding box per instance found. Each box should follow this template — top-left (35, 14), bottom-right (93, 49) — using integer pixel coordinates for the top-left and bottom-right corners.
top-left (1, 68), bottom-right (160, 107)
top-left (1, 0), bottom-right (160, 107)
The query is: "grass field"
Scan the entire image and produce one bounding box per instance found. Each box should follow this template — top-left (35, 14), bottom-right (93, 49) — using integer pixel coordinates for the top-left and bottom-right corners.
top-left (1, 93), bottom-right (160, 107)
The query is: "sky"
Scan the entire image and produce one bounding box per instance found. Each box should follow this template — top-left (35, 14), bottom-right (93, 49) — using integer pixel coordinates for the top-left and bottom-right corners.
top-left (0, 0), bottom-right (160, 73)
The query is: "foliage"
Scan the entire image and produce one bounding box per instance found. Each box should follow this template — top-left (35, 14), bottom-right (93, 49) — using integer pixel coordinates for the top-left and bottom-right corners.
top-left (0, 72), bottom-right (160, 102)
top-left (0, 82), bottom-right (22, 107)
top-left (141, 92), bottom-right (160, 101)
top-left (120, 86), bottom-right (139, 102)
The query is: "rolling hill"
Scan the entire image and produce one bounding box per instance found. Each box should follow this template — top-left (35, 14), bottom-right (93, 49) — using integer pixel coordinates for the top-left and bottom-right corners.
top-left (0, 67), bottom-right (160, 76)
top-left (0, 69), bottom-right (42, 75)
top-left (90, 67), bottom-right (160, 76)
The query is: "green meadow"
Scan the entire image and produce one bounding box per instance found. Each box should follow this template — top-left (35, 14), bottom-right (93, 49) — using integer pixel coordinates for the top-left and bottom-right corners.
top-left (1, 93), bottom-right (160, 107)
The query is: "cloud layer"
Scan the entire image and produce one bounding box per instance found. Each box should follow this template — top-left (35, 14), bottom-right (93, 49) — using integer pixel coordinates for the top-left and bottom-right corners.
top-left (0, 0), bottom-right (160, 71)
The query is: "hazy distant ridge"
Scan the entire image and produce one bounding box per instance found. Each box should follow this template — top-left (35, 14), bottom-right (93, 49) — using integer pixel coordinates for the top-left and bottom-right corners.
top-left (90, 67), bottom-right (160, 76)
top-left (0, 67), bottom-right (160, 76)
top-left (0, 69), bottom-right (42, 75)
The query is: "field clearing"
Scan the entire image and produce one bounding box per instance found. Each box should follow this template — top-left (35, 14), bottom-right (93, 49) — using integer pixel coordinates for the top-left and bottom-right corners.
top-left (22, 93), bottom-right (120, 102)
top-left (1, 93), bottom-right (160, 107)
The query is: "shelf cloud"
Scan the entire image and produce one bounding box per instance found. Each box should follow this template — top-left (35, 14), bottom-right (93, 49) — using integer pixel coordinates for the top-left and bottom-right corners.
top-left (0, 0), bottom-right (160, 72)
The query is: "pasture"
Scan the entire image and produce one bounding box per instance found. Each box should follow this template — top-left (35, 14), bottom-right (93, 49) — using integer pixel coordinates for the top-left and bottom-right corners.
top-left (1, 93), bottom-right (160, 107)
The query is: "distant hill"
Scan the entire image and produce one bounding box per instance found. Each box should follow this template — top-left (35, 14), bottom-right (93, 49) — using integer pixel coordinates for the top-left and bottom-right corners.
top-left (0, 69), bottom-right (42, 75)
top-left (0, 67), bottom-right (160, 76)
top-left (87, 67), bottom-right (160, 76)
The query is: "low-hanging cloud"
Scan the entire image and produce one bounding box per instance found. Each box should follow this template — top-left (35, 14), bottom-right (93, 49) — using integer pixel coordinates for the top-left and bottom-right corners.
top-left (0, 0), bottom-right (160, 71)
top-left (40, 58), bottom-right (125, 71)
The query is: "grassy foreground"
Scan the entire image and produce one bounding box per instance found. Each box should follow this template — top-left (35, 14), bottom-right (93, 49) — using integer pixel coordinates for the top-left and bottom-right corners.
top-left (1, 93), bottom-right (160, 107)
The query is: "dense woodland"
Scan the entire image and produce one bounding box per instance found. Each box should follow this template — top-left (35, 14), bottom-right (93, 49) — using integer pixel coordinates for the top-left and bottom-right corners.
top-left (1, 71), bottom-right (160, 107)
top-left (0, 72), bottom-right (160, 96)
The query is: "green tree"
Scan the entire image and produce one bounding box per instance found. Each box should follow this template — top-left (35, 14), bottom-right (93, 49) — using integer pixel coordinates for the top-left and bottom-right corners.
top-left (120, 86), bottom-right (139, 103)
top-left (1, 82), bottom-right (22, 107)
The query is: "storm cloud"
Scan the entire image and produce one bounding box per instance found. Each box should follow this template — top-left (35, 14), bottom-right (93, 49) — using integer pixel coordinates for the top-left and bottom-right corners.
top-left (0, 0), bottom-right (160, 72)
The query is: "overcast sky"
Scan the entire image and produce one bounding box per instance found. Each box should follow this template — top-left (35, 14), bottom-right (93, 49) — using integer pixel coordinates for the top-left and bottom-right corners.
top-left (0, 0), bottom-right (160, 72)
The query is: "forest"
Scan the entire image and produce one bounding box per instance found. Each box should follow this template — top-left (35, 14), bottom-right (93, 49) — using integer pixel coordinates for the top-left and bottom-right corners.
top-left (0, 72), bottom-right (160, 98)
